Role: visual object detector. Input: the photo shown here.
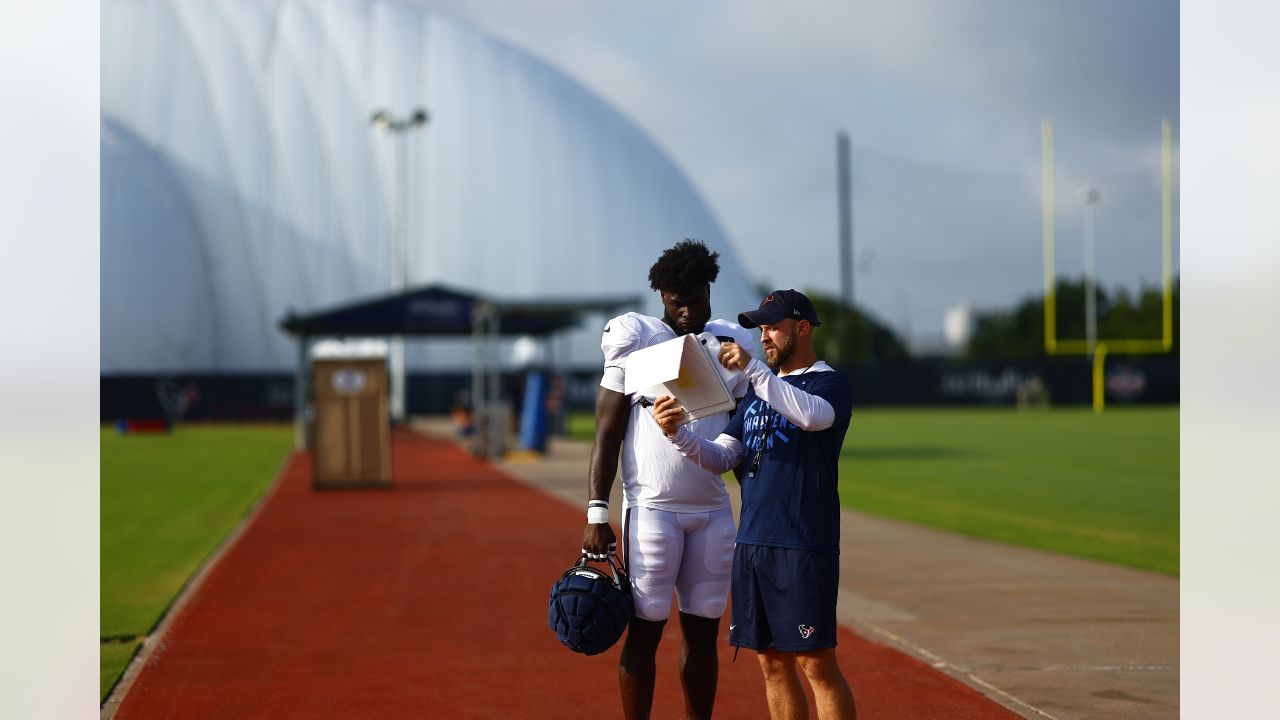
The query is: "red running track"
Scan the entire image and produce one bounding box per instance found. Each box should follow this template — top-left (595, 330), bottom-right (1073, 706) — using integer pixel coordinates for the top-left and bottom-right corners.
top-left (115, 430), bottom-right (1021, 719)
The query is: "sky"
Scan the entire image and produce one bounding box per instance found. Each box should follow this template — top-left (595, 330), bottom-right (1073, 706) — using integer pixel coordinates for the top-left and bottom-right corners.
top-left (5, 5), bottom-right (1280, 717)
top-left (409, 0), bottom-right (1178, 345)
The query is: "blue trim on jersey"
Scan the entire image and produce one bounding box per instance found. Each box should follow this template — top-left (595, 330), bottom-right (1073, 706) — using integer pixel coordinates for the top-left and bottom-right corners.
top-left (723, 369), bottom-right (853, 555)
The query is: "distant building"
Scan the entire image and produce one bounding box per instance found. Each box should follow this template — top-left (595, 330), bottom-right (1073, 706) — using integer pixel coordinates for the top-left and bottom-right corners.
top-left (943, 301), bottom-right (975, 352)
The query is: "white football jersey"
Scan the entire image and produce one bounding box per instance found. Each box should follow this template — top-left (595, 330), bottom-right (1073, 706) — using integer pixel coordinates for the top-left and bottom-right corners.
top-left (598, 312), bottom-right (756, 512)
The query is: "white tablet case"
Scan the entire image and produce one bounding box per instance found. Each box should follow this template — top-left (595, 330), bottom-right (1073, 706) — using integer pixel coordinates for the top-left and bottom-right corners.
top-left (623, 332), bottom-right (740, 424)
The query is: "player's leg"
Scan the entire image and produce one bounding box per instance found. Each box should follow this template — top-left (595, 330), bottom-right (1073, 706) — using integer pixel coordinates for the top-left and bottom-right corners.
top-left (795, 649), bottom-right (856, 720)
top-left (619, 617), bottom-right (665, 720)
top-left (757, 648), bottom-right (808, 720)
top-left (676, 612), bottom-right (719, 719)
top-left (673, 506), bottom-right (736, 719)
top-left (620, 507), bottom-right (683, 720)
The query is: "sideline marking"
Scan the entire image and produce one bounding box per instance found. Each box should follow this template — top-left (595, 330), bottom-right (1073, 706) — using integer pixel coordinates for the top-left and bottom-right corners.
top-left (855, 620), bottom-right (1064, 720)
top-left (100, 450), bottom-right (297, 720)
top-left (1036, 664), bottom-right (1177, 672)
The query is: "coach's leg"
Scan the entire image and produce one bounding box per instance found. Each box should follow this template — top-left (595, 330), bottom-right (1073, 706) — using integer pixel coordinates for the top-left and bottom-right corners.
top-left (677, 611), bottom-right (719, 719)
top-left (619, 617), bottom-right (666, 720)
top-left (795, 649), bottom-right (856, 720)
top-left (757, 649), bottom-right (808, 720)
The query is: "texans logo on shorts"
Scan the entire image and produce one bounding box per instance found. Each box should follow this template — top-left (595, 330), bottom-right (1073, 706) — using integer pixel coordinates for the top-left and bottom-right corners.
top-left (798, 624), bottom-right (815, 639)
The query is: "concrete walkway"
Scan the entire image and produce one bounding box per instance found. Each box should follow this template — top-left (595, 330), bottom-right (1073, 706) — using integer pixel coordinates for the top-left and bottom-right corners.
top-left (429, 422), bottom-right (1179, 720)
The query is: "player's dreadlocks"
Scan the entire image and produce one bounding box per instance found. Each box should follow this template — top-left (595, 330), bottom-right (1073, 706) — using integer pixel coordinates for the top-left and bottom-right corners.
top-left (647, 239), bottom-right (721, 295)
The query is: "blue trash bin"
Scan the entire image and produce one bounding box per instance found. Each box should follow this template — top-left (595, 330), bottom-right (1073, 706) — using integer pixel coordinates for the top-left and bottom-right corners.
top-left (519, 370), bottom-right (550, 453)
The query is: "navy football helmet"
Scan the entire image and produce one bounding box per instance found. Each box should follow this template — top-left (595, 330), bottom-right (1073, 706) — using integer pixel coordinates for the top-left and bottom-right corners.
top-left (548, 553), bottom-right (633, 655)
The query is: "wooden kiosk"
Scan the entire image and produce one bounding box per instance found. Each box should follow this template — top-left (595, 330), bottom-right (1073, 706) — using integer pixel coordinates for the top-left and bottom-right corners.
top-left (311, 340), bottom-right (392, 488)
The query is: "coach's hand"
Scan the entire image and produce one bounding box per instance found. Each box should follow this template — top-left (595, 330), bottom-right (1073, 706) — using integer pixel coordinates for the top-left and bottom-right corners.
top-left (652, 395), bottom-right (685, 437)
top-left (582, 522), bottom-right (617, 561)
top-left (718, 342), bottom-right (750, 371)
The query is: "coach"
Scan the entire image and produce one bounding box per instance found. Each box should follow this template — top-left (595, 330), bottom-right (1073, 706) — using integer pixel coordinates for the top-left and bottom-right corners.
top-left (653, 289), bottom-right (857, 720)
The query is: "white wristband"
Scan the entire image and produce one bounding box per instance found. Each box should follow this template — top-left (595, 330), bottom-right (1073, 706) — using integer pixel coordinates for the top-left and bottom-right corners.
top-left (587, 501), bottom-right (609, 524)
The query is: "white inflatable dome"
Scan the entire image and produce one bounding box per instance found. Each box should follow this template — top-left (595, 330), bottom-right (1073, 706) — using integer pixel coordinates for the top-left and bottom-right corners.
top-left (101, 0), bottom-right (759, 372)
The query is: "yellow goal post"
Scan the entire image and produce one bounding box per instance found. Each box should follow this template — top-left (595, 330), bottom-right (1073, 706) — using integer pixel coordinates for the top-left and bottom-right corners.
top-left (1041, 119), bottom-right (1175, 412)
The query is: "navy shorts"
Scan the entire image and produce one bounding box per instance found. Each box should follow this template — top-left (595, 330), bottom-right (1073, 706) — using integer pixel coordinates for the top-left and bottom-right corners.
top-left (729, 543), bottom-right (840, 652)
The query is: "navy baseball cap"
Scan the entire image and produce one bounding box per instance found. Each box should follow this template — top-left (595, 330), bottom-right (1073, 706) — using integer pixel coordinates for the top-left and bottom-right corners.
top-left (738, 289), bottom-right (822, 328)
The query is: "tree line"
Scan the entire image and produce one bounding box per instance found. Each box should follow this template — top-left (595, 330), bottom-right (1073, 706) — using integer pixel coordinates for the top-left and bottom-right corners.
top-left (965, 277), bottom-right (1179, 362)
top-left (795, 278), bottom-right (1178, 365)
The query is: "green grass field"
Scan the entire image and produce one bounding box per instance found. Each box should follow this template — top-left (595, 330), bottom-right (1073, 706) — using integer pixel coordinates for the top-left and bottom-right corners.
top-left (569, 407), bottom-right (1178, 575)
top-left (837, 407), bottom-right (1177, 574)
top-left (100, 425), bottom-right (294, 701)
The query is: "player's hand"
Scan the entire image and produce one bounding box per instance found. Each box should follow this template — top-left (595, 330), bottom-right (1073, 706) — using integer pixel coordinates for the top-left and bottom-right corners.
top-left (718, 342), bottom-right (750, 371)
top-left (652, 395), bottom-right (685, 437)
top-left (582, 522), bottom-right (617, 561)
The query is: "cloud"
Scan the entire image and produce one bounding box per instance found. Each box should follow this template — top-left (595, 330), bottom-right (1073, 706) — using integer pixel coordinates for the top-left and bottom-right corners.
top-left (409, 0), bottom-right (1177, 338)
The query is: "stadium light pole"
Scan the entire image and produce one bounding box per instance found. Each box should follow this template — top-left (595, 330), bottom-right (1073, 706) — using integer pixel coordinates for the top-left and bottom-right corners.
top-left (1078, 186), bottom-right (1101, 356)
top-left (370, 108), bottom-right (429, 423)
top-left (837, 132), bottom-right (854, 309)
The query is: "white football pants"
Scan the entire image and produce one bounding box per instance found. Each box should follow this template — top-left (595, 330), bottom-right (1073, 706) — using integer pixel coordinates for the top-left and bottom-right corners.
top-left (624, 505), bottom-right (736, 621)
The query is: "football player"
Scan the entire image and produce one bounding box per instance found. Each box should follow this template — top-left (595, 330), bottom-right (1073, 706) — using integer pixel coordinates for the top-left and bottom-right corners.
top-left (581, 239), bottom-right (755, 720)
